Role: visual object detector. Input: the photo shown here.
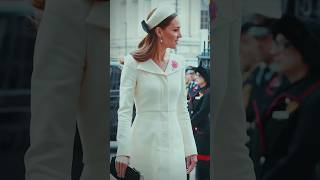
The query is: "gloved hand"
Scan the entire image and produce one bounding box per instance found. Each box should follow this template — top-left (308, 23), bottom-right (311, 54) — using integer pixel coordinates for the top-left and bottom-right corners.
top-left (115, 155), bottom-right (130, 178)
top-left (186, 154), bottom-right (198, 173)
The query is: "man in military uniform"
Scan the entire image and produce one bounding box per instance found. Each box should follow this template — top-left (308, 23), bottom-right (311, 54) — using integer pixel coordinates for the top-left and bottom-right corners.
top-left (185, 66), bottom-right (198, 100)
top-left (188, 66), bottom-right (210, 180)
top-left (252, 15), bottom-right (320, 180)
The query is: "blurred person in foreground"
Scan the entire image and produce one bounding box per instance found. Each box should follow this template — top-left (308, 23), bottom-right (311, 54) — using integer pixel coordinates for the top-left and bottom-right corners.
top-left (252, 15), bottom-right (320, 180)
top-left (114, 5), bottom-right (197, 179)
top-left (211, 0), bottom-right (256, 179)
top-left (24, 0), bottom-right (109, 180)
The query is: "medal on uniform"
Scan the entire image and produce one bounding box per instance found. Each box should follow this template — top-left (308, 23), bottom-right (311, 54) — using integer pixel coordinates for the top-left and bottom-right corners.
top-left (285, 99), bottom-right (299, 113)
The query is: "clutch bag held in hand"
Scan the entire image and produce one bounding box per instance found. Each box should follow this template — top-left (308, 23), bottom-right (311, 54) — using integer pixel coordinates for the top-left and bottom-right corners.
top-left (110, 156), bottom-right (143, 180)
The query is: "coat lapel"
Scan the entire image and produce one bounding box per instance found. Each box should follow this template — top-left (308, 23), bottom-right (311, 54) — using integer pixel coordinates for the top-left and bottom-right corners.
top-left (86, 1), bottom-right (109, 29)
top-left (137, 60), bottom-right (164, 75)
top-left (137, 58), bottom-right (181, 76)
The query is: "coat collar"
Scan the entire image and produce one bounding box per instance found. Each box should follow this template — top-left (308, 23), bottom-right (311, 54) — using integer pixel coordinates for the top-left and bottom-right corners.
top-left (137, 56), bottom-right (181, 76)
top-left (86, 1), bottom-right (108, 29)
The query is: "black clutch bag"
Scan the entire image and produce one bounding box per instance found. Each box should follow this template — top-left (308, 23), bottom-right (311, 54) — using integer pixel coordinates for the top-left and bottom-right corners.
top-left (110, 156), bottom-right (142, 180)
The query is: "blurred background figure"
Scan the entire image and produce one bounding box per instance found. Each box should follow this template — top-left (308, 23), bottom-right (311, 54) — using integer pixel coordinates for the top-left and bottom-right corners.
top-left (185, 66), bottom-right (197, 97)
top-left (0, 2), bottom-right (37, 180)
top-left (185, 66), bottom-right (200, 113)
top-left (241, 13), bottom-right (289, 122)
top-left (240, 22), bottom-right (261, 83)
top-left (189, 66), bottom-right (210, 180)
top-left (237, 1), bottom-right (320, 179)
top-left (251, 15), bottom-right (320, 180)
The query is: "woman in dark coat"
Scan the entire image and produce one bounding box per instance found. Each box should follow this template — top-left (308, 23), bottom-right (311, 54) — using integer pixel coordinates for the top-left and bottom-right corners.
top-left (189, 66), bottom-right (210, 180)
top-left (252, 15), bottom-right (320, 180)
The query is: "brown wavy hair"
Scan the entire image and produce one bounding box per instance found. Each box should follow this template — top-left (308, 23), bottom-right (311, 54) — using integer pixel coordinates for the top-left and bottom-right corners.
top-left (131, 8), bottom-right (177, 62)
top-left (32, 0), bottom-right (108, 10)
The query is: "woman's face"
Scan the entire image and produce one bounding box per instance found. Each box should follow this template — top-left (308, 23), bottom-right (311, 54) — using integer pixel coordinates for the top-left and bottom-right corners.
top-left (195, 72), bottom-right (206, 86)
top-left (270, 34), bottom-right (306, 76)
top-left (160, 17), bottom-right (182, 49)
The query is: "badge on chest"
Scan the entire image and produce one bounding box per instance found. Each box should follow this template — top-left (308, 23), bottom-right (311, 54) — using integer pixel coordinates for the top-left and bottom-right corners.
top-left (195, 92), bottom-right (204, 100)
top-left (272, 98), bottom-right (300, 121)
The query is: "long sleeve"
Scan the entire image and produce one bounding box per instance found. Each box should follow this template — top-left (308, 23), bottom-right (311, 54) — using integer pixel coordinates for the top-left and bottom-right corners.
top-left (177, 58), bottom-right (198, 157)
top-left (116, 56), bottom-right (137, 157)
top-left (191, 93), bottom-right (210, 127)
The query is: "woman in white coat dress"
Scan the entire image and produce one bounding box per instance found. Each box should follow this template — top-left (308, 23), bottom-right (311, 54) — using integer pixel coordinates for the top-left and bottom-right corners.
top-left (24, 0), bottom-right (109, 180)
top-left (115, 6), bottom-right (198, 180)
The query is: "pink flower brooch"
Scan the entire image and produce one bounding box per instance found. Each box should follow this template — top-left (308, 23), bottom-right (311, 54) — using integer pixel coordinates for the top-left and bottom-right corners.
top-left (171, 60), bottom-right (178, 69)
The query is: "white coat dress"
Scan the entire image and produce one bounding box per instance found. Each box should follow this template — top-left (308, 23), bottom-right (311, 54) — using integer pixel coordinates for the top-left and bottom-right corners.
top-left (116, 53), bottom-right (198, 180)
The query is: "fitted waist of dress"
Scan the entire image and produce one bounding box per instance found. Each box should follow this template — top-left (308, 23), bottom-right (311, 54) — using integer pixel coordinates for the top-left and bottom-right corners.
top-left (136, 110), bottom-right (177, 114)
top-left (133, 110), bottom-right (180, 125)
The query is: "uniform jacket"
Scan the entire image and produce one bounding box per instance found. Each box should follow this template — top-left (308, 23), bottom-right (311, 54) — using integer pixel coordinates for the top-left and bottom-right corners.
top-left (116, 53), bottom-right (197, 179)
top-left (189, 86), bottom-right (210, 156)
top-left (190, 86), bottom-right (210, 133)
top-left (243, 63), bottom-right (289, 123)
top-left (253, 74), bottom-right (320, 180)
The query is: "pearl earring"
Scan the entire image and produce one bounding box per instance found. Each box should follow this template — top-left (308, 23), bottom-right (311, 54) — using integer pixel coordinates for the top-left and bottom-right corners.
top-left (160, 38), bottom-right (163, 43)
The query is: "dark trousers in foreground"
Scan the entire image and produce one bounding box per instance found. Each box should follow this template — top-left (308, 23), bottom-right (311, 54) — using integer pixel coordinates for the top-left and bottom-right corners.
top-left (196, 160), bottom-right (210, 180)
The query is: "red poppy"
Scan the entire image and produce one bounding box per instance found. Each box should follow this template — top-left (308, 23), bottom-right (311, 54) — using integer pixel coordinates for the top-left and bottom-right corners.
top-left (171, 60), bottom-right (178, 69)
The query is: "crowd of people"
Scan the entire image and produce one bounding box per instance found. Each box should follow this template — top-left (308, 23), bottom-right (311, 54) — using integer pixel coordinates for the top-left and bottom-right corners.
top-left (241, 12), bottom-right (320, 180)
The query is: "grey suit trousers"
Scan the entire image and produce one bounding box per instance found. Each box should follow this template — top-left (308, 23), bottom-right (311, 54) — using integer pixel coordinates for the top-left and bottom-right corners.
top-left (212, 0), bottom-right (256, 180)
top-left (24, 0), bottom-right (108, 179)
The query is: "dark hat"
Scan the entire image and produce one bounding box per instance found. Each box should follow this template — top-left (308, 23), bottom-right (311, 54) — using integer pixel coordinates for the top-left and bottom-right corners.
top-left (272, 15), bottom-right (320, 70)
top-left (194, 66), bottom-right (210, 86)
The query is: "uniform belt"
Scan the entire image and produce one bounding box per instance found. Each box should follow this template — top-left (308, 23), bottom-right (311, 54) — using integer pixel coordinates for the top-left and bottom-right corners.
top-left (197, 154), bottom-right (210, 161)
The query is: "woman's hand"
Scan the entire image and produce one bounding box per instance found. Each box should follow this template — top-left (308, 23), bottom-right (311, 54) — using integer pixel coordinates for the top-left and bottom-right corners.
top-left (186, 154), bottom-right (197, 173)
top-left (115, 155), bottom-right (130, 178)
